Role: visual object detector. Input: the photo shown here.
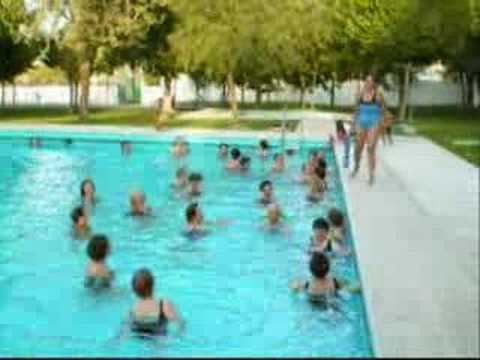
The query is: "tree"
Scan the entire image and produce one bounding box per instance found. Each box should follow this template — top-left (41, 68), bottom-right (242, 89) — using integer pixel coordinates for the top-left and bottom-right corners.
top-left (338, 0), bottom-right (472, 119)
top-left (0, 0), bottom-right (40, 106)
top-left (44, 38), bottom-right (81, 110)
top-left (170, 0), bottom-right (272, 116)
top-left (40, 0), bottom-right (170, 120)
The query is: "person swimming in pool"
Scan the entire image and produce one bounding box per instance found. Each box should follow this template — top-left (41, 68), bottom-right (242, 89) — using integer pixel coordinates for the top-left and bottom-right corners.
top-left (71, 206), bottom-right (91, 239)
top-left (290, 253), bottom-right (359, 308)
top-left (128, 268), bottom-right (183, 336)
top-left (309, 217), bottom-right (348, 256)
top-left (309, 218), bottom-right (332, 254)
top-left (352, 74), bottom-right (385, 185)
top-left (263, 203), bottom-right (289, 234)
top-left (184, 202), bottom-right (230, 238)
top-left (121, 141), bottom-right (132, 156)
top-left (64, 138), bottom-right (73, 147)
top-left (258, 139), bottom-right (270, 159)
top-left (258, 180), bottom-right (275, 206)
top-left (307, 165), bottom-right (327, 203)
top-left (226, 148), bottom-right (242, 171)
top-left (272, 153), bottom-right (286, 173)
top-left (172, 136), bottom-right (189, 158)
top-left (128, 191), bottom-right (152, 217)
top-left (218, 143), bottom-right (230, 160)
top-left (300, 149), bottom-right (323, 184)
top-left (328, 208), bottom-right (346, 244)
top-left (84, 234), bottom-right (114, 290)
top-left (80, 179), bottom-right (97, 205)
top-left (239, 156), bottom-right (251, 172)
top-left (30, 138), bottom-right (42, 148)
top-left (184, 202), bottom-right (208, 236)
top-left (187, 172), bottom-right (203, 197)
top-left (172, 167), bottom-right (188, 191)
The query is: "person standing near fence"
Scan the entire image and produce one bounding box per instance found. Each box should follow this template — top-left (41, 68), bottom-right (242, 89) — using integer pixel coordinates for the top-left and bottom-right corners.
top-left (351, 75), bottom-right (385, 185)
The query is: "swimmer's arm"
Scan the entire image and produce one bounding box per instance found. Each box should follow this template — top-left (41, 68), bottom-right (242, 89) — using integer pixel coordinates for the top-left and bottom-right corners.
top-left (336, 278), bottom-right (362, 294)
top-left (164, 301), bottom-right (185, 334)
top-left (289, 279), bottom-right (307, 293)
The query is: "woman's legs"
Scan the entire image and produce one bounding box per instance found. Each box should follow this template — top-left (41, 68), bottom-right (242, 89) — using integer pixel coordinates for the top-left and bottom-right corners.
top-left (366, 126), bottom-right (380, 185)
top-left (352, 130), bottom-right (367, 178)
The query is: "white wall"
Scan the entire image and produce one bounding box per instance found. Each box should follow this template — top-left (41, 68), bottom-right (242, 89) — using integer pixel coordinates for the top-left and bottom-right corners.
top-left (1, 85), bottom-right (119, 107)
top-left (2, 78), bottom-right (463, 108)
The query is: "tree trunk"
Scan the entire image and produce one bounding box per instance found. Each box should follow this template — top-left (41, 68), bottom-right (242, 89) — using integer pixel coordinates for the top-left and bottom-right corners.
top-left (330, 77), bottom-right (336, 109)
top-left (1, 81), bottom-right (5, 107)
top-left (310, 73), bottom-right (317, 109)
top-left (299, 88), bottom-right (306, 108)
top-left (69, 80), bottom-right (74, 109)
top-left (161, 76), bottom-right (175, 114)
top-left (194, 80), bottom-right (201, 109)
top-left (300, 76), bottom-right (307, 108)
top-left (226, 72), bottom-right (238, 117)
top-left (73, 82), bottom-right (79, 112)
top-left (221, 82), bottom-right (227, 106)
top-left (240, 85), bottom-right (245, 105)
top-left (12, 81), bottom-right (16, 107)
top-left (474, 74), bottom-right (480, 108)
top-left (398, 63), bottom-right (412, 122)
top-left (459, 72), bottom-right (467, 108)
top-left (255, 88), bottom-right (262, 107)
top-left (466, 73), bottom-right (475, 108)
top-left (79, 61), bottom-right (91, 121)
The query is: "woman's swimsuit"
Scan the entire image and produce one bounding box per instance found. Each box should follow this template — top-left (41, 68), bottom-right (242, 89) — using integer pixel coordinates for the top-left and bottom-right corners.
top-left (305, 279), bottom-right (340, 308)
top-left (130, 300), bottom-right (168, 336)
top-left (357, 91), bottom-right (382, 131)
top-left (84, 274), bottom-right (113, 290)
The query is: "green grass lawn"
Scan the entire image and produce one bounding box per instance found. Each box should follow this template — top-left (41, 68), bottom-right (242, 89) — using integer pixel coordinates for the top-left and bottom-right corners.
top-left (409, 108), bottom-right (480, 166)
top-left (0, 106), bottom-right (298, 132)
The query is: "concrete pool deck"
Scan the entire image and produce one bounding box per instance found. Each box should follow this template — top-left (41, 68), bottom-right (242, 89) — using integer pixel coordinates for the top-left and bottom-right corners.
top-left (0, 120), bottom-right (478, 357)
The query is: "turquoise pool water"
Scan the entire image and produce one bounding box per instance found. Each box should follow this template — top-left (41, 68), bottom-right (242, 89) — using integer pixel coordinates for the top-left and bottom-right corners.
top-left (0, 131), bottom-right (373, 357)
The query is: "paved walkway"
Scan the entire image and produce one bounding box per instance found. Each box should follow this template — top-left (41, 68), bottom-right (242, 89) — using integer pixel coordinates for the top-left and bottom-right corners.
top-left (302, 118), bottom-right (479, 357)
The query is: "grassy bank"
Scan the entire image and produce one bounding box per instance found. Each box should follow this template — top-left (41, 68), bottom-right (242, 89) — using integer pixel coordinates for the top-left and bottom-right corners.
top-left (410, 108), bottom-right (480, 166)
top-left (0, 106), bottom-right (298, 132)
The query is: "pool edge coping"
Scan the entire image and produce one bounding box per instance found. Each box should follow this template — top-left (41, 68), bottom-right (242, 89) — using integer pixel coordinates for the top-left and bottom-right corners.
top-left (332, 142), bottom-right (379, 358)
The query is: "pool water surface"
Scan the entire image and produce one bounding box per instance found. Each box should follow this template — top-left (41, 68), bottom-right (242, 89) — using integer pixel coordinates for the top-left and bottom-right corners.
top-left (0, 132), bottom-right (373, 357)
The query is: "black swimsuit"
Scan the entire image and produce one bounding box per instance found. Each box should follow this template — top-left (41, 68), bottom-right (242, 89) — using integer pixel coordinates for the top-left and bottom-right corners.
top-left (305, 279), bottom-right (340, 307)
top-left (131, 300), bottom-right (168, 336)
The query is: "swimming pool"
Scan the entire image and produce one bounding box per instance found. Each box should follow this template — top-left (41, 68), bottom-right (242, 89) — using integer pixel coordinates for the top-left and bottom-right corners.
top-left (0, 131), bottom-right (373, 357)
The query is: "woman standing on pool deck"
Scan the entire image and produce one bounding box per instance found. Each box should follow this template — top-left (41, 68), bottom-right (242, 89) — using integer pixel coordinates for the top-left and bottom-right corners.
top-left (352, 74), bottom-right (385, 185)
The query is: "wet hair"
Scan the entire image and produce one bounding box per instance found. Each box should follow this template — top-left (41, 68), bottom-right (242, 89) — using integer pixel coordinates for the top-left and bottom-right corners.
top-left (71, 206), bottom-right (86, 224)
top-left (240, 156), bottom-right (251, 167)
top-left (80, 179), bottom-right (96, 198)
top-left (312, 217), bottom-right (330, 232)
top-left (186, 202), bottom-right (199, 223)
top-left (176, 167), bottom-right (187, 178)
top-left (314, 165), bottom-right (326, 180)
top-left (286, 149), bottom-right (296, 156)
top-left (87, 234), bottom-right (110, 262)
top-left (310, 252), bottom-right (330, 279)
top-left (259, 180), bottom-right (272, 192)
top-left (219, 143), bottom-right (229, 150)
top-left (231, 148), bottom-right (241, 160)
top-left (259, 139), bottom-right (270, 150)
top-left (328, 208), bottom-right (344, 227)
top-left (188, 172), bottom-right (203, 182)
top-left (65, 138), bottom-right (73, 146)
top-left (132, 268), bottom-right (154, 299)
top-left (317, 158), bottom-right (327, 170)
